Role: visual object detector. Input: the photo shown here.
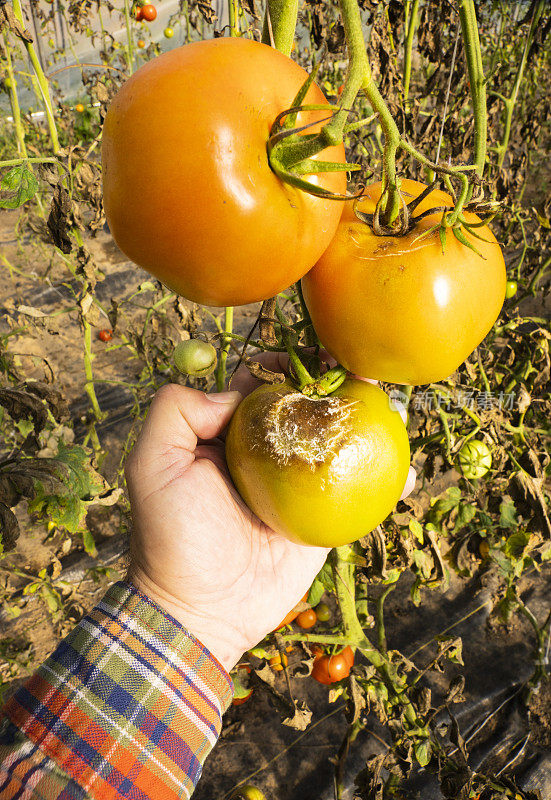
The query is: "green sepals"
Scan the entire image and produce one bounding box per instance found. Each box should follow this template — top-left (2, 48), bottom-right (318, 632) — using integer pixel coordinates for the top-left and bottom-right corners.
top-left (460, 223), bottom-right (495, 244)
top-left (0, 163), bottom-right (38, 209)
top-left (284, 64), bottom-right (321, 130)
top-left (409, 222), bottom-right (441, 246)
top-left (269, 165), bottom-right (350, 200)
top-left (293, 159), bottom-right (360, 176)
top-left (452, 225), bottom-right (486, 259)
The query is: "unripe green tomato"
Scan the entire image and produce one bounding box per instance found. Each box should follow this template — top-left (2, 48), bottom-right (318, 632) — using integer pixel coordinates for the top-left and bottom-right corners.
top-left (226, 379), bottom-right (410, 547)
top-left (230, 787), bottom-right (266, 800)
top-left (457, 439), bottom-right (492, 480)
top-left (315, 602), bottom-right (331, 622)
top-left (505, 280), bottom-right (518, 299)
top-left (4, 77), bottom-right (14, 90)
top-left (173, 339), bottom-right (217, 377)
top-left (164, 26), bottom-right (174, 38)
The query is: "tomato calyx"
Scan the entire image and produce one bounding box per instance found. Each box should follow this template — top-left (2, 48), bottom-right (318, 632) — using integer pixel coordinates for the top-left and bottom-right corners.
top-left (266, 69), bottom-right (358, 201)
top-left (353, 180), bottom-right (500, 256)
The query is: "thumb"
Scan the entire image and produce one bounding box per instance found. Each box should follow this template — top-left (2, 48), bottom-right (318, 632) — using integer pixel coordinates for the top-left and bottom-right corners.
top-left (129, 384), bottom-right (242, 468)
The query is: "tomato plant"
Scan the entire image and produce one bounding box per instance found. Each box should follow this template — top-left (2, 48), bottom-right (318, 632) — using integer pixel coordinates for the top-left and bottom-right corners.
top-left (301, 179), bottom-right (507, 385)
top-left (225, 378), bottom-right (410, 547)
top-left (102, 38), bottom-right (346, 307)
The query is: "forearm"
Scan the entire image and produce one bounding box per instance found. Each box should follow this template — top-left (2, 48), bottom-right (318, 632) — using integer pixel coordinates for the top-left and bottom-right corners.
top-left (0, 581), bottom-right (233, 799)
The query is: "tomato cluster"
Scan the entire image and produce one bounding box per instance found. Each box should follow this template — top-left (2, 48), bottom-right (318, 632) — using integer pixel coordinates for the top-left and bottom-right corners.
top-left (102, 41), bottom-right (506, 549)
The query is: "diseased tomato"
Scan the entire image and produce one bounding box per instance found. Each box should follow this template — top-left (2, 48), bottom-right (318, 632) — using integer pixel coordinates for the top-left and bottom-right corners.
top-left (457, 439), bottom-right (492, 480)
top-left (231, 663), bottom-right (252, 705)
top-left (296, 608), bottom-right (317, 629)
top-left (301, 179), bottom-right (506, 385)
top-left (140, 4), bottom-right (157, 20)
top-left (98, 329), bottom-right (113, 342)
top-left (102, 38), bottom-right (346, 307)
top-left (275, 593), bottom-right (308, 631)
top-left (327, 652), bottom-right (350, 682)
top-left (225, 378), bottom-right (409, 547)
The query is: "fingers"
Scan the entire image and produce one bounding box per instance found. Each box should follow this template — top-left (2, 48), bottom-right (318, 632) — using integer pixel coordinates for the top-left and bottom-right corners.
top-left (128, 384), bottom-right (242, 468)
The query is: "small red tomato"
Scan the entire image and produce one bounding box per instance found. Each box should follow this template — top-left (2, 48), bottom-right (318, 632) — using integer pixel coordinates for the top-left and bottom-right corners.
top-left (98, 329), bottom-right (113, 342)
top-left (327, 653), bottom-right (350, 682)
top-left (341, 646), bottom-right (355, 669)
top-left (296, 608), bottom-right (317, 630)
top-left (311, 656), bottom-right (332, 685)
top-left (140, 4), bottom-right (157, 21)
top-left (135, 7), bottom-right (142, 20)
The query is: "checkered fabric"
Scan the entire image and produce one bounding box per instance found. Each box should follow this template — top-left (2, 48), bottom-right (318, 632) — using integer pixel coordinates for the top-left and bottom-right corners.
top-left (0, 581), bottom-right (233, 799)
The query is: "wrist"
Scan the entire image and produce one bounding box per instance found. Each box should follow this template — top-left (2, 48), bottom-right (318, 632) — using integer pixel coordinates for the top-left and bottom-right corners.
top-left (127, 565), bottom-right (244, 672)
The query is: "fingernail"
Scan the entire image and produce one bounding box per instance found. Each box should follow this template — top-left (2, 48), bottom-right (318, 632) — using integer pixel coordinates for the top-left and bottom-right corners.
top-left (206, 390), bottom-right (242, 404)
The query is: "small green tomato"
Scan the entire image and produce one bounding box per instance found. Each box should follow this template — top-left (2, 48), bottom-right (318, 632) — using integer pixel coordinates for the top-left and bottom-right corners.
top-left (505, 280), bottom-right (518, 299)
top-left (173, 339), bottom-right (217, 377)
top-left (164, 26), bottom-right (174, 38)
top-left (457, 439), bottom-right (492, 480)
top-left (230, 787), bottom-right (266, 800)
top-left (315, 602), bottom-right (331, 622)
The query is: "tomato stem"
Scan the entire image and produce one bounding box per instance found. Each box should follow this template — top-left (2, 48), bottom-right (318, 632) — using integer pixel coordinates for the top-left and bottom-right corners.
top-left (215, 307), bottom-right (234, 391)
top-left (402, 0), bottom-right (419, 105)
top-left (261, 0), bottom-right (298, 57)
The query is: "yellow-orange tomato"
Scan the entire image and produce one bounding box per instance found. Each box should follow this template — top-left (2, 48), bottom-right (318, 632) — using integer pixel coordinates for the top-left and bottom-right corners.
top-left (296, 608), bottom-right (317, 629)
top-left (274, 593), bottom-right (308, 631)
top-left (102, 38), bottom-right (346, 307)
top-left (225, 378), bottom-right (410, 547)
top-left (301, 179), bottom-right (506, 385)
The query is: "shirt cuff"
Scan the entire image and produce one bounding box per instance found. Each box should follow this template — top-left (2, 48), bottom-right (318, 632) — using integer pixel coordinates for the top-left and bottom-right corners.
top-left (2, 580), bottom-right (234, 800)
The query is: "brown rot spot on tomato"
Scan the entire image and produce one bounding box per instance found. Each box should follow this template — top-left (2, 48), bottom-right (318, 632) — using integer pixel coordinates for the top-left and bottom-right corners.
top-left (264, 392), bottom-right (354, 468)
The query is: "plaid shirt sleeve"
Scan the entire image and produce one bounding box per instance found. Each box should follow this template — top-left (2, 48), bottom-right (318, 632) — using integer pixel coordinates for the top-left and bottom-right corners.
top-left (0, 581), bottom-right (234, 800)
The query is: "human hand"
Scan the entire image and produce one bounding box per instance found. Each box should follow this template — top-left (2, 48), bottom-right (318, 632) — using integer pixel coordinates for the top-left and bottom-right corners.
top-left (126, 353), bottom-right (415, 672)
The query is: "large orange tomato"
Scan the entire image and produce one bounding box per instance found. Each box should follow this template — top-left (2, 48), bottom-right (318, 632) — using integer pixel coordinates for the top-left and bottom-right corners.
top-left (102, 38), bottom-right (346, 307)
top-left (225, 378), bottom-right (410, 548)
top-left (301, 179), bottom-right (506, 385)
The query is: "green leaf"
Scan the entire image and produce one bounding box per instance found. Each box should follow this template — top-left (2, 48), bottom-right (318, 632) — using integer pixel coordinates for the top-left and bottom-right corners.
top-left (82, 528), bottom-right (97, 557)
top-left (455, 502), bottom-right (477, 531)
top-left (413, 549), bottom-right (433, 579)
top-left (0, 163), bottom-right (39, 209)
top-left (410, 579), bottom-right (422, 606)
top-left (409, 519), bottom-right (424, 544)
top-left (307, 577), bottom-right (324, 607)
top-left (504, 531), bottom-right (531, 560)
top-left (499, 498), bottom-right (518, 529)
top-left (414, 739), bottom-right (432, 767)
top-left (316, 562), bottom-right (335, 593)
top-left (381, 568), bottom-right (401, 585)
